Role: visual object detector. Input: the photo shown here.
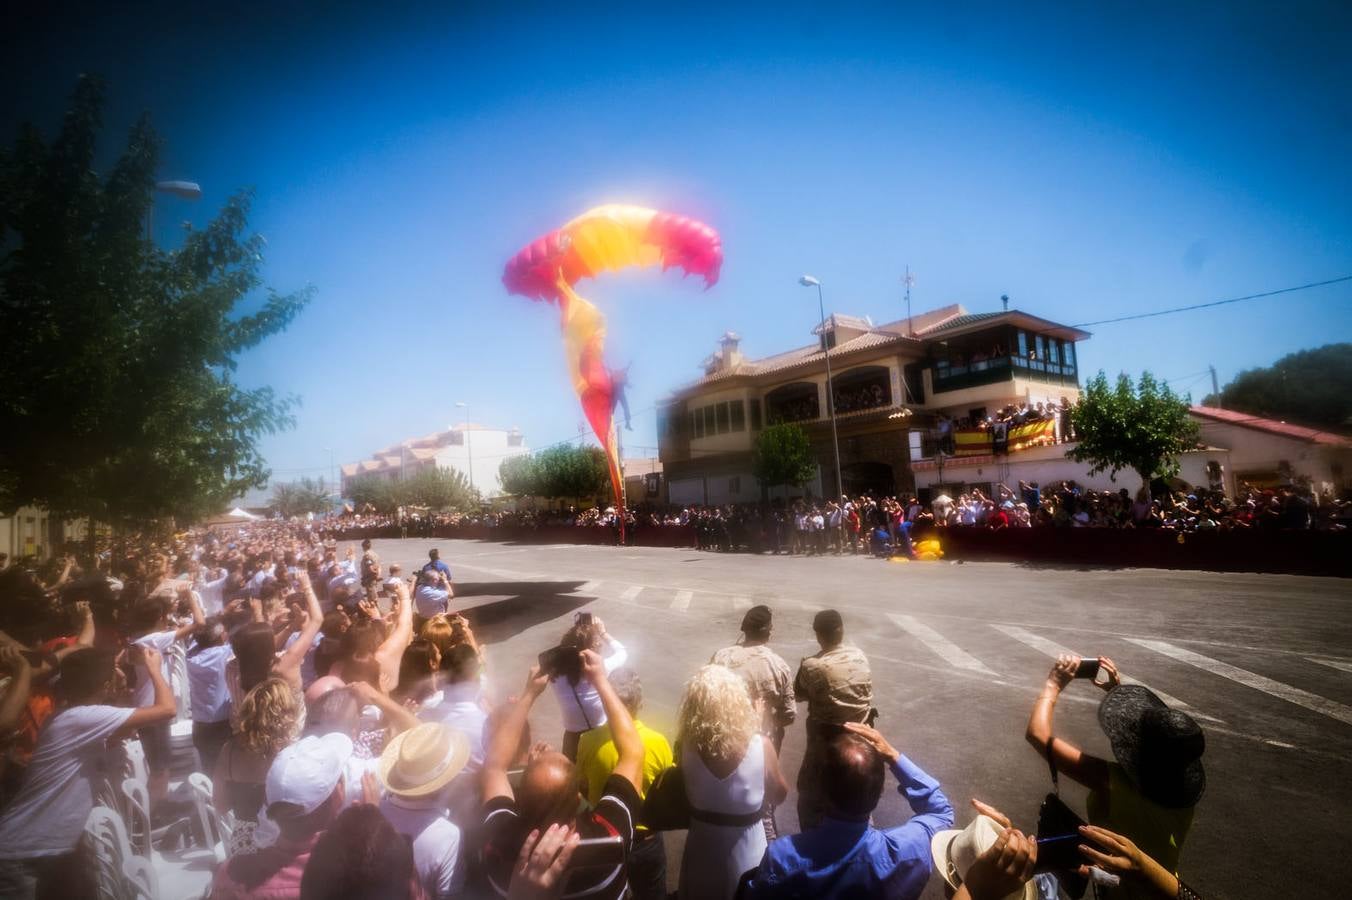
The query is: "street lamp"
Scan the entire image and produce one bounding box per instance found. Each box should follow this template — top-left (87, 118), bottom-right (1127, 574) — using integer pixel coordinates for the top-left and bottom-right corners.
top-left (147, 180), bottom-right (202, 241)
top-left (323, 447), bottom-right (336, 502)
top-left (455, 401), bottom-right (474, 494)
top-left (799, 275), bottom-right (844, 501)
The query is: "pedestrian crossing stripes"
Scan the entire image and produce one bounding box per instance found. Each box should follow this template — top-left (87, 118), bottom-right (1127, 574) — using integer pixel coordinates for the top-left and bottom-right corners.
top-left (888, 613), bottom-right (999, 677)
top-left (990, 624), bottom-right (1210, 720)
top-left (578, 580), bottom-right (604, 596)
top-left (670, 590), bottom-right (692, 611)
top-left (1128, 638), bottom-right (1352, 727)
top-left (618, 585), bottom-right (644, 602)
top-left (730, 596), bottom-right (752, 611)
top-left (1307, 657), bottom-right (1352, 675)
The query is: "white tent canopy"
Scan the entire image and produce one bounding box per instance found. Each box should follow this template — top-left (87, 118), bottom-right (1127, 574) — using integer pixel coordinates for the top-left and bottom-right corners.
top-left (225, 507), bottom-right (259, 520)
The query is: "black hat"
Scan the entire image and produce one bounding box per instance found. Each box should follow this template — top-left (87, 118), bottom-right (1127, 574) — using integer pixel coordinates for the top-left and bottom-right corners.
top-left (1098, 685), bottom-right (1206, 809)
top-left (812, 609), bottom-right (844, 633)
top-left (740, 605), bottom-right (773, 634)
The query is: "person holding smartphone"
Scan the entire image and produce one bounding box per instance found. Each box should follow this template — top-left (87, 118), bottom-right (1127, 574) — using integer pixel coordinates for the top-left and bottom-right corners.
top-left (1025, 655), bottom-right (1205, 899)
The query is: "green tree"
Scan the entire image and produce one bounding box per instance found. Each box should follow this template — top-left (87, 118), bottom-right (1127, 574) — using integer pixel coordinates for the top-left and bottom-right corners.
top-left (753, 423), bottom-right (817, 494)
top-left (498, 455), bottom-right (539, 497)
top-left (0, 77), bottom-right (313, 529)
top-left (1203, 343), bottom-right (1352, 430)
top-left (270, 477), bottom-right (331, 518)
top-left (532, 446), bottom-right (611, 501)
top-left (347, 477), bottom-right (397, 513)
top-left (401, 466), bottom-right (477, 511)
top-left (1066, 371), bottom-right (1200, 493)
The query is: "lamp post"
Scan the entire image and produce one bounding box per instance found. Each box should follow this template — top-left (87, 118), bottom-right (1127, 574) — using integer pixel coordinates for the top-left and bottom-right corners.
top-left (799, 275), bottom-right (844, 501)
top-left (147, 180), bottom-right (202, 241)
top-left (323, 447), bottom-right (336, 503)
top-left (455, 401), bottom-right (474, 494)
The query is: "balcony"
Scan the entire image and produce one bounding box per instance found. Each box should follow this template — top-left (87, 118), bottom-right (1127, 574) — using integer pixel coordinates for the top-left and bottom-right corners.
top-left (932, 355), bottom-right (1078, 393)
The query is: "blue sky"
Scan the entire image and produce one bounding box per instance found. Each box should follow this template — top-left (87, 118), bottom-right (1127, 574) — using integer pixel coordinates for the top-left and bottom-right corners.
top-left (7, 1), bottom-right (1351, 483)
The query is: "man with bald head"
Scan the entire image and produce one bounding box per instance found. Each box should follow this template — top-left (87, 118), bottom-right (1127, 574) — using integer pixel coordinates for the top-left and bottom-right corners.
top-left (744, 722), bottom-right (952, 899)
top-left (479, 648), bottom-right (643, 900)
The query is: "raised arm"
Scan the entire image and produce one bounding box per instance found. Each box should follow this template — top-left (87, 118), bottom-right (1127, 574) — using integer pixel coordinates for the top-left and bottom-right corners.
top-left (0, 647), bottom-right (33, 735)
top-left (845, 722), bottom-right (953, 833)
top-left (115, 647), bottom-right (177, 738)
top-left (374, 581), bottom-right (414, 691)
top-left (483, 666), bottom-right (551, 803)
top-left (348, 680), bottom-right (420, 734)
top-left (274, 572), bottom-right (322, 686)
top-left (172, 589), bottom-right (206, 641)
top-left (1025, 655), bottom-right (1109, 790)
top-left (580, 649), bottom-right (641, 792)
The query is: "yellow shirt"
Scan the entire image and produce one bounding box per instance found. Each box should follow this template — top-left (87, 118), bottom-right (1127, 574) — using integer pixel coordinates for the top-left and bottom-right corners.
top-left (576, 719), bottom-right (674, 813)
top-left (1087, 763), bottom-right (1195, 900)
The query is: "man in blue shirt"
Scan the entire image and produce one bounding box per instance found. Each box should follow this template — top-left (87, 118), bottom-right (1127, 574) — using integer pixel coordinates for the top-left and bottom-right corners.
top-left (745, 721), bottom-right (953, 899)
top-left (422, 548), bottom-right (453, 580)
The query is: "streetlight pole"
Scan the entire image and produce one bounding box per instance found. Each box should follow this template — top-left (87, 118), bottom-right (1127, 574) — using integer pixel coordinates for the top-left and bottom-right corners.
top-left (800, 275), bottom-right (844, 501)
top-left (455, 402), bottom-right (474, 495)
top-left (323, 447), bottom-right (336, 502)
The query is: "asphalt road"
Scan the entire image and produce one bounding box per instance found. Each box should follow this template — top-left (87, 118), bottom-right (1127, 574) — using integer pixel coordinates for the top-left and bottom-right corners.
top-left (352, 537), bottom-right (1352, 900)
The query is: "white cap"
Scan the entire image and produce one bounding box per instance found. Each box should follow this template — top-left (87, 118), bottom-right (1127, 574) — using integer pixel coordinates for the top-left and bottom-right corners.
top-left (265, 733), bottom-right (353, 816)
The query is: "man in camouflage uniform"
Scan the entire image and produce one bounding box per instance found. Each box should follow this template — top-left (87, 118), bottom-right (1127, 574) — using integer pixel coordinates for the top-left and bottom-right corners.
top-left (711, 605), bottom-right (796, 839)
top-left (793, 609), bottom-right (874, 830)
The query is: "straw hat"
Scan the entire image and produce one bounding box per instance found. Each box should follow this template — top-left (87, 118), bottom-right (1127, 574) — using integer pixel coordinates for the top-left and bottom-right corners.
top-left (376, 723), bottom-right (470, 798)
top-left (930, 815), bottom-right (1038, 900)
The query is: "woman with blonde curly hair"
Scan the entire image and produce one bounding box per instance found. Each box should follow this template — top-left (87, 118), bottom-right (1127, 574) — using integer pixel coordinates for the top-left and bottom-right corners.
top-left (675, 664), bottom-right (788, 900)
top-left (211, 677), bottom-right (301, 856)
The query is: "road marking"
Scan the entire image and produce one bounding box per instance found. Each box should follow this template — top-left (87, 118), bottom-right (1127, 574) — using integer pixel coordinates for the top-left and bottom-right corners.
top-left (1128, 639), bottom-right (1352, 727)
top-left (730, 596), bottom-right (752, 611)
top-left (579, 581), bottom-right (603, 596)
top-left (1307, 657), bottom-right (1352, 675)
top-left (888, 614), bottom-right (998, 676)
top-left (618, 585), bottom-right (643, 603)
top-left (990, 625), bottom-right (1214, 721)
top-left (670, 590), bottom-right (693, 611)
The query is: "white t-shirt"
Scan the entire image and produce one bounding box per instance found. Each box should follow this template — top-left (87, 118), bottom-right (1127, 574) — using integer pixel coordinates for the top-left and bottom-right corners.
top-left (549, 639), bottom-right (627, 733)
top-left (186, 643), bottom-right (234, 724)
top-left (133, 629), bottom-right (178, 708)
top-left (196, 572), bottom-right (229, 616)
top-left (380, 794), bottom-right (464, 899)
top-left (0, 704), bottom-right (135, 858)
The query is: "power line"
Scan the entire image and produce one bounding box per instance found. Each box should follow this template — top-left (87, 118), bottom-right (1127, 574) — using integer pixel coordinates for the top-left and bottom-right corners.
top-left (1072, 274), bottom-right (1352, 328)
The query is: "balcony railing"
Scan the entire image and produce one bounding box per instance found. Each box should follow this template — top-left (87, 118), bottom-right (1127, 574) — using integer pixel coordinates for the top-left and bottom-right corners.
top-left (932, 355), bottom-right (1077, 393)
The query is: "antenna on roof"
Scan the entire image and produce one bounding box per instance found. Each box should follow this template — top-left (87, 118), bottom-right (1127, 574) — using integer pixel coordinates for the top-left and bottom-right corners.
top-left (903, 266), bottom-right (915, 335)
top-left (1001, 293), bottom-right (1010, 311)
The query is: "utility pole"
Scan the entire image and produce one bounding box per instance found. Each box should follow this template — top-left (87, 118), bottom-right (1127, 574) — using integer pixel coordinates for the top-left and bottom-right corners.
top-left (1209, 365), bottom-right (1221, 408)
top-left (904, 266), bottom-right (915, 335)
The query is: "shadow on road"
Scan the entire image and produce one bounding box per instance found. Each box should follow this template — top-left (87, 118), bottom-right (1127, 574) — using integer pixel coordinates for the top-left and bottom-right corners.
top-left (453, 581), bottom-right (593, 645)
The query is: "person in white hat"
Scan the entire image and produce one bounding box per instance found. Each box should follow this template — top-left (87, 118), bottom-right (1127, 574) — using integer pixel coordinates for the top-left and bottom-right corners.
top-left (209, 733), bottom-right (353, 899)
top-left (377, 722), bottom-right (471, 900)
top-left (929, 802), bottom-right (1040, 900)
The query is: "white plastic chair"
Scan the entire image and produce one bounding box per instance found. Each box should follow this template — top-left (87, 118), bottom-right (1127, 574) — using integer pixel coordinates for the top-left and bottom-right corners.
top-left (187, 772), bottom-right (230, 864)
top-left (121, 854), bottom-right (159, 900)
top-left (167, 642), bottom-right (190, 719)
top-left (84, 804), bottom-right (133, 900)
top-left (121, 776), bottom-right (192, 860)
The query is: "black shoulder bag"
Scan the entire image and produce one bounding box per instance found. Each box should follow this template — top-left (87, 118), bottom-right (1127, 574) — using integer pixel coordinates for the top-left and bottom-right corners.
top-left (1035, 745), bottom-right (1090, 899)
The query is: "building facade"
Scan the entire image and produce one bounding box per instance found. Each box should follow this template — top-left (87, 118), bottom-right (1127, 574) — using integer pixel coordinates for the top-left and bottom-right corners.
top-left (658, 304), bottom-right (1090, 505)
top-left (341, 424), bottom-right (529, 500)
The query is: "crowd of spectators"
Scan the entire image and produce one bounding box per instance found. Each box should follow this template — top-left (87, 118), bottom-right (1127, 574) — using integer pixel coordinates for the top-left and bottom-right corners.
top-left (0, 521), bottom-right (1214, 898)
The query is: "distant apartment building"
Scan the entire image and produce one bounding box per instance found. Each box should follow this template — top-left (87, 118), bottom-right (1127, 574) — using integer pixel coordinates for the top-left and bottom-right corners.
top-left (341, 424), bottom-right (529, 499)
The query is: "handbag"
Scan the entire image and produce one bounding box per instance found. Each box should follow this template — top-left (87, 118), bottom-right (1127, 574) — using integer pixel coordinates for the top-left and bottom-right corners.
top-left (1036, 745), bottom-right (1090, 899)
top-left (640, 765), bottom-right (690, 831)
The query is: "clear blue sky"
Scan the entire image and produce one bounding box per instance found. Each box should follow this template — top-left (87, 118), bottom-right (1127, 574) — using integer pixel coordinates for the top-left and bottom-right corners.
top-left (7, 1), bottom-right (1351, 483)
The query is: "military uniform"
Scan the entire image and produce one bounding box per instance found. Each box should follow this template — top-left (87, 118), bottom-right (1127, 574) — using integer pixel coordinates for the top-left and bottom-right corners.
top-left (710, 643), bottom-right (796, 746)
top-left (793, 643), bottom-right (874, 830)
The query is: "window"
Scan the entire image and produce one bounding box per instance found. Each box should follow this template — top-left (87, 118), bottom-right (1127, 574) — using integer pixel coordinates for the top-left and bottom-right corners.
top-left (1035, 334), bottom-right (1047, 361)
top-left (716, 402), bottom-right (730, 434)
top-left (1048, 339), bottom-right (1061, 366)
top-left (1017, 330), bottom-right (1028, 358)
top-left (730, 400), bottom-right (745, 431)
top-left (749, 398), bottom-right (762, 430)
top-left (1065, 341), bottom-right (1077, 371)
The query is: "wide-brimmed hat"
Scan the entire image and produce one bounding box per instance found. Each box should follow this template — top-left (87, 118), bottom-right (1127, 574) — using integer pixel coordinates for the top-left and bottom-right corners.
top-left (930, 815), bottom-right (1037, 900)
top-left (376, 722), bottom-right (470, 798)
top-left (1098, 685), bottom-right (1206, 808)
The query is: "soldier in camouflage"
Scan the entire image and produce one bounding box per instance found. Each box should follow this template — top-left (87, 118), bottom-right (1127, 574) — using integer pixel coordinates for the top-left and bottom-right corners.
top-left (793, 609), bottom-right (875, 830)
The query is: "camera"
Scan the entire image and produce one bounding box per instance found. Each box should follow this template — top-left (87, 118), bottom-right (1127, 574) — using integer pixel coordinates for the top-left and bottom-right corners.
top-left (539, 644), bottom-right (582, 681)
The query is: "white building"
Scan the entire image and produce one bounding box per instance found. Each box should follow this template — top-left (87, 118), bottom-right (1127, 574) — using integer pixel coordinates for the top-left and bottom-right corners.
top-left (341, 424), bottom-right (529, 500)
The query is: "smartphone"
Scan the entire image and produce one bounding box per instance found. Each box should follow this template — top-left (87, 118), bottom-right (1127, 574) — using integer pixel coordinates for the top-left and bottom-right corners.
top-left (1074, 658), bottom-right (1101, 680)
top-left (568, 835), bottom-right (624, 870)
top-left (1033, 833), bottom-right (1083, 872)
top-left (576, 611), bottom-right (593, 626)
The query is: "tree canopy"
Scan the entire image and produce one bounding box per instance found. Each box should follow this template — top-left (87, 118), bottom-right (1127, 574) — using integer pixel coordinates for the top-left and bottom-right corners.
top-left (496, 446), bottom-right (610, 501)
top-left (753, 423), bottom-right (817, 492)
top-left (1202, 343), bottom-right (1352, 430)
top-left (270, 478), bottom-right (332, 518)
top-left (0, 77), bottom-right (313, 527)
top-left (1066, 371), bottom-right (1200, 491)
top-left (347, 467), bottom-right (477, 514)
